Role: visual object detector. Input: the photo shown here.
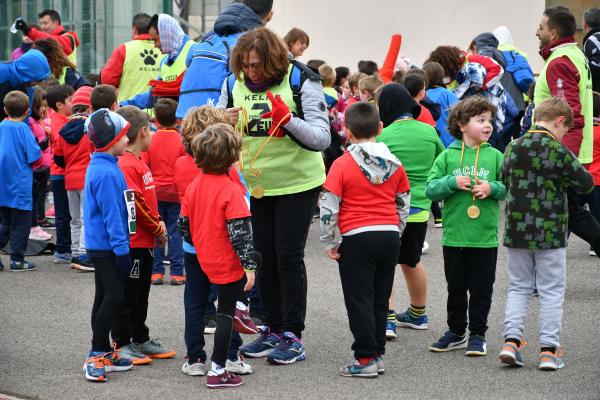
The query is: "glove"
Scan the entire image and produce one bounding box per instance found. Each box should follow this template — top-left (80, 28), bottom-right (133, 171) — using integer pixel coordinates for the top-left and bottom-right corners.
top-left (261, 90), bottom-right (291, 138)
top-left (115, 254), bottom-right (132, 282)
top-left (14, 18), bottom-right (29, 35)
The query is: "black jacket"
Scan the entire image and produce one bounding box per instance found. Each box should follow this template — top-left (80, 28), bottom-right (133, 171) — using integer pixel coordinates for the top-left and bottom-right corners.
top-left (583, 28), bottom-right (600, 93)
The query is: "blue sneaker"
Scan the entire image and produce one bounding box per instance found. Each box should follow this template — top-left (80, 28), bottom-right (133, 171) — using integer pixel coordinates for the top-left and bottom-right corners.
top-left (54, 252), bottom-right (72, 264)
top-left (465, 335), bottom-right (487, 356)
top-left (9, 260), bottom-right (37, 272)
top-left (83, 351), bottom-right (107, 382)
top-left (240, 327), bottom-right (281, 358)
top-left (339, 359), bottom-right (378, 378)
top-left (266, 332), bottom-right (305, 365)
top-left (375, 355), bottom-right (385, 375)
top-left (72, 254), bottom-right (94, 272)
top-left (539, 351), bottom-right (564, 371)
top-left (386, 321), bottom-right (397, 339)
top-left (395, 310), bottom-right (429, 330)
top-left (429, 331), bottom-right (467, 352)
top-left (102, 350), bottom-right (133, 372)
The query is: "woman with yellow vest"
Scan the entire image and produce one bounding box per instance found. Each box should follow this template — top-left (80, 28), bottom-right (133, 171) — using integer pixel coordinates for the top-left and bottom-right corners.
top-left (33, 38), bottom-right (90, 90)
top-left (120, 14), bottom-right (194, 110)
top-left (217, 28), bottom-right (330, 365)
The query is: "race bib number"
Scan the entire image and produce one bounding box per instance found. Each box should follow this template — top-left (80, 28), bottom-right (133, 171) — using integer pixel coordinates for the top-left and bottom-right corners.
top-left (124, 190), bottom-right (136, 234)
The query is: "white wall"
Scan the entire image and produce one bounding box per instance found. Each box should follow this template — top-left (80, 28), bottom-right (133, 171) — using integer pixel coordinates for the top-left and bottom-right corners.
top-left (268, 0), bottom-right (546, 73)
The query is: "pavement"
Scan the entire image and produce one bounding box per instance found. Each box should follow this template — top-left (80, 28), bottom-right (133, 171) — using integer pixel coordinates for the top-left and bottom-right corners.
top-left (0, 218), bottom-right (599, 400)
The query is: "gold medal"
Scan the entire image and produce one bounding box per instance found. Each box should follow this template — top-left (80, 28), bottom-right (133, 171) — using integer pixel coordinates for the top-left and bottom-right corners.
top-left (251, 185), bottom-right (265, 199)
top-left (467, 205), bottom-right (480, 219)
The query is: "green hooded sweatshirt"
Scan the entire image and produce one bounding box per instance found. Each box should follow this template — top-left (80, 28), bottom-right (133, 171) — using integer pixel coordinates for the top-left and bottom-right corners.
top-left (426, 140), bottom-right (506, 247)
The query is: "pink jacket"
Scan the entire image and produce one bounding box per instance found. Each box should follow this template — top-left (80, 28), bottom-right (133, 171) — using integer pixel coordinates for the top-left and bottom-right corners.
top-left (30, 118), bottom-right (51, 170)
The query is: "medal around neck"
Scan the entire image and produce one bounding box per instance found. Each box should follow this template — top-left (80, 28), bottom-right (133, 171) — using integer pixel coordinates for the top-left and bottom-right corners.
top-left (467, 205), bottom-right (480, 219)
top-left (251, 185), bottom-right (265, 199)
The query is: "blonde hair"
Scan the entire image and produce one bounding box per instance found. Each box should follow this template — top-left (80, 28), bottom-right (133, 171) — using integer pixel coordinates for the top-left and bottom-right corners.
top-left (358, 74), bottom-right (384, 96)
top-left (318, 64), bottom-right (336, 88)
top-left (192, 123), bottom-right (242, 174)
top-left (181, 106), bottom-right (229, 149)
top-left (533, 98), bottom-right (574, 128)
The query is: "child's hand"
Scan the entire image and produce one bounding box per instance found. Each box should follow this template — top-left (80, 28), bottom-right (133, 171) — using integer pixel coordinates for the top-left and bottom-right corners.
top-left (455, 176), bottom-right (472, 191)
top-left (472, 178), bottom-right (491, 199)
top-left (224, 107), bottom-right (241, 126)
top-left (244, 270), bottom-right (255, 292)
top-left (326, 246), bottom-right (340, 260)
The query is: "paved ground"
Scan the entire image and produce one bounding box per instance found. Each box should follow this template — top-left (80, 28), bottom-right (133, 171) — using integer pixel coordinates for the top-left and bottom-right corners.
top-left (1, 218), bottom-right (599, 400)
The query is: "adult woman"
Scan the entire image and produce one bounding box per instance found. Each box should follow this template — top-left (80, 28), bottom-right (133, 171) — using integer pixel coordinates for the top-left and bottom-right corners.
top-left (218, 27), bottom-right (329, 365)
top-left (284, 28), bottom-right (310, 59)
top-left (33, 38), bottom-right (90, 90)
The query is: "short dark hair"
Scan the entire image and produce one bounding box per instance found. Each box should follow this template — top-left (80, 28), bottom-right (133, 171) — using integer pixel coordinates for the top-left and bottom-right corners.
top-left (241, 0), bottom-right (273, 19)
top-left (358, 60), bottom-right (379, 76)
top-left (90, 85), bottom-right (117, 111)
top-left (306, 59), bottom-right (326, 72)
top-left (38, 9), bottom-right (61, 24)
top-left (192, 123), bottom-right (242, 174)
top-left (117, 106), bottom-right (150, 143)
top-left (544, 6), bottom-right (577, 38)
top-left (345, 102), bottom-right (381, 139)
top-left (155, 98), bottom-right (178, 127)
top-left (423, 61), bottom-right (445, 88)
top-left (447, 96), bottom-right (497, 140)
top-left (31, 87), bottom-right (46, 120)
top-left (46, 84), bottom-right (74, 111)
top-left (3, 91), bottom-right (30, 118)
top-left (584, 8), bottom-right (600, 30)
top-left (593, 91), bottom-right (600, 118)
top-left (132, 13), bottom-right (152, 34)
top-left (71, 104), bottom-right (88, 114)
top-left (334, 66), bottom-right (350, 87)
top-left (284, 28), bottom-right (310, 47)
top-left (403, 74), bottom-right (426, 98)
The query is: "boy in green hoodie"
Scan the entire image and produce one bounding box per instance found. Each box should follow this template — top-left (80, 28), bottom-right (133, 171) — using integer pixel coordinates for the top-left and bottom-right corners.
top-left (426, 96), bottom-right (506, 356)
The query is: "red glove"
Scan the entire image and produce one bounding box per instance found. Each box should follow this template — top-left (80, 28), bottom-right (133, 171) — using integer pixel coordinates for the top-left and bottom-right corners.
top-left (261, 90), bottom-right (292, 137)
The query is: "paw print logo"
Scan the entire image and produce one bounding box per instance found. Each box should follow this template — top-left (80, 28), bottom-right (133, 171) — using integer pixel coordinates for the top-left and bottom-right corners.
top-left (141, 49), bottom-right (159, 66)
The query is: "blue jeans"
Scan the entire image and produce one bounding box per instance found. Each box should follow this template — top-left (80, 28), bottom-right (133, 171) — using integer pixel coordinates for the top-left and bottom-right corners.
top-left (152, 201), bottom-right (184, 276)
top-left (51, 177), bottom-right (71, 254)
top-left (0, 207), bottom-right (32, 262)
top-left (183, 252), bottom-right (242, 363)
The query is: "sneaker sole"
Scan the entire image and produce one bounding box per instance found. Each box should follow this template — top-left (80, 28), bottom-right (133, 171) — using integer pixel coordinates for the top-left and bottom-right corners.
top-left (104, 364), bottom-right (133, 373)
top-left (9, 267), bottom-right (37, 272)
top-left (233, 318), bottom-right (258, 335)
top-left (339, 371), bottom-right (378, 378)
top-left (429, 341), bottom-right (467, 352)
top-left (71, 263), bottom-right (94, 272)
top-left (240, 347), bottom-right (277, 358)
top-left (396, 321), bottom-right (429, 330)
top-left (130, 357), bottom-right (153, 365)
top-left (386, 332), bottom-right (398, 339)
top-left (267, 352), bottom-right (305, 365)
top-left (83, 365), bottom-right (107, 382)
top-left (539, 362), bottom-right (563, 371)
top-left (204, 327), bottom-right (216, 334)
top-left (146, 351), bottom-right (177, 359)
top-left (207, 382), bottom-right (243, 388)
top-left (466, 350), bottom-right (487, 357)
top-left (499, 351), bottom-right (523, 367)
top-left (182, 368), bottom-right (206, 376)
top-left (225, 366), bottom-right (254, 375)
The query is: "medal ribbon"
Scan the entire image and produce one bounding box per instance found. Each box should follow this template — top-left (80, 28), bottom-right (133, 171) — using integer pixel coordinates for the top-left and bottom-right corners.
top-left (460, 142), bottom-right (481, 209)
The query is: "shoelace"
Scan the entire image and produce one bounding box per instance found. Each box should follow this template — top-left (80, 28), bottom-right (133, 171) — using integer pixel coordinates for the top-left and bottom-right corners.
top-left (87, 355), bottom-right (107, 369)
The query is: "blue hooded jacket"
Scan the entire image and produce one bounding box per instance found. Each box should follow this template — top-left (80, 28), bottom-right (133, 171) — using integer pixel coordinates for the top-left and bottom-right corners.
top-left (0, 49), bottom-right (50, 120)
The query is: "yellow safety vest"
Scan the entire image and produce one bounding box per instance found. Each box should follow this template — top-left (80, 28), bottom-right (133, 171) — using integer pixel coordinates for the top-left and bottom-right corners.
top-left (159, 39), bottom-right (194, 83)
top-left (118, 39), bottom-right (163, 103)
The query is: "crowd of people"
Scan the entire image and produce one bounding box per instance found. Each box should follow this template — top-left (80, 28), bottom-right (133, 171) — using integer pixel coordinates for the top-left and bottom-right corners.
top-left (0, 0), bottom-right (599, 390)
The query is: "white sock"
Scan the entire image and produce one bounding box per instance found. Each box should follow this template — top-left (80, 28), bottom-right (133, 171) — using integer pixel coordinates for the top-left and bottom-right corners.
top-left (236, 301), bottom-right (247, 311)
top-left (211, 362), bottom-right (225, 374)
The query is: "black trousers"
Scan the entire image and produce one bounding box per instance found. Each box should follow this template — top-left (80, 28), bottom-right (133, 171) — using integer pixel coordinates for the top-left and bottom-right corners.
top-left (112, 248), bottom-right (152, 348)
top-left (442, 246), bottom-right (497, 337)
top-left (0, 207), bottom-right (32, 262)
top-left (50, 178), bottom-right (71, 254)
top-left (568, 188), bottom-right (600, 256)
top-left (212, 277), bottom-right (246, 368)
top-left (339, 231), bottom-right (399, 359)
top-left (251, 187), bottom-right (319, 338)
top-left (90, 254), bottom-right (125, 353)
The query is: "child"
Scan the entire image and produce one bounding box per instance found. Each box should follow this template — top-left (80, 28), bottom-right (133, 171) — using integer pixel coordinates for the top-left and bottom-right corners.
top-left (499, 98), bottom-right (593, 370)
top-left (144, 98), bottom-right (186, 285)
top-left (377, 83), bottom-right (445, 338)
top-left (426, 96), bottom-right (506, 356)
top-left (320, 101), bottom-right (410, 377)
top-left (585, 91), bottom-right (600, 256)
top-left (82, 108), bottom-right (134, 382)
top-left (344, 72), bottom-right (367, 109)
top-left (0, 91), bottom-right (42, 272)
top-left (55, 85), bottom-right (94, 271)
top-left (46, 84), bottom-right (74, 264)
top-left (179, 123), bottom-right (257, 388)
top-left (114, 106), bottom-right (176, 364)
top-left (423, 61), bottom-right (459, 147)
top-left (175, 106), bottom-right (254, 377)
top-left (402, 73), bottom-right (437, 127)
top-left (358, 74), bottom-right (383, 103)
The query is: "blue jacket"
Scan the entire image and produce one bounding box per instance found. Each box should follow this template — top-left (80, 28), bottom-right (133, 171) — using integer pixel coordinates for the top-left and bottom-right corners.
top-left (426, 87), bottom-right (458, 148)
top-left (84, 152), bottom-right (130, 256)
top-left (0, 49), bottom-right (50, 120)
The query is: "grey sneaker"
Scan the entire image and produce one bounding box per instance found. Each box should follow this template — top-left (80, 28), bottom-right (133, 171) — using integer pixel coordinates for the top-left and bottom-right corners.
top-left (225, 356), bottom-right (253, 375)
top-left (181, 360), bottom-right (206, 376)
top-left (339, 359), bottom-right (378, 378)
top-left (375, 356), bottom-right (385, 375)
top-left (132, 339), bottom-right (176, 359)
top-left (117, 344), bottom-right (152, 365)
top-left (9, 260), bottom-right (37, 272)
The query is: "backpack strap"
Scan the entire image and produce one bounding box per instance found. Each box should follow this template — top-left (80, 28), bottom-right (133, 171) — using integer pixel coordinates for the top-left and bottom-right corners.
top-left (226, 73), bottom-right (236, 109)
top-left (289, 59), bottom-right (320, 120)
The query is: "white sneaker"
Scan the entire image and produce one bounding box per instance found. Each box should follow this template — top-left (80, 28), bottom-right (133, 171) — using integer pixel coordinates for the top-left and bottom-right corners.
top-left (422, 241), bottom-right (430, 254)
top-left (29, 226), bottom-right (52, 241)
top-left (225, 357), bottom-right (253, 375)
top-left (589, 249), bottom-right (596, 256)
top-left (181, 360), bottom-right (205, 376)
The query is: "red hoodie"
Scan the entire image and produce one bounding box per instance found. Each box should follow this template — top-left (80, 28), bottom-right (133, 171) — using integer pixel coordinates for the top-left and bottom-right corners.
top-left (142, 128), bottom-right (186, 203)
top-left (27, 25), bottom-right (79, 56)
top-left (49, 110), bottom-right (68, 176)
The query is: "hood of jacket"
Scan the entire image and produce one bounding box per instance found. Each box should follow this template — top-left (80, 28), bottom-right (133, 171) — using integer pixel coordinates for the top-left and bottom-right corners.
top-left (212, 2), bottom-right (264, 37)
top-left (50, 25), bottom-right (80, 46)
top-left (474, 32), bottom-right (500, 50)
top-left (493, 26), bottom-right (513, 46)
top-left (59, 114), bottom-right (87, 145)
top-left (378, 83), bottom-right (421, 128)
top-left (7, 49), bottom-right (50, 87)
top-left (348, 142), bottom-right (401, 185)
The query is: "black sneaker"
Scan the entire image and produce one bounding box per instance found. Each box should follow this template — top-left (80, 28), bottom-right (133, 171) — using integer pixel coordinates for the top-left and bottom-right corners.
top-left (38, 219), bottom-right (56, 229)
top-left (71, 255), bottom-right (95, 272)
top-left (204, 314), bottom-right (217, 334)
top-left (9, 260), bottom-right (37, 272)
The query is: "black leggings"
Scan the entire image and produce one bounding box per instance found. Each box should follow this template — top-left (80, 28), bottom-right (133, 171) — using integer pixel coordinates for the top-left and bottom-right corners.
top-left (91, 254), bottom-right (125, 353)
top-left (568, 188), bottom-right (600, 256)
top-left (212, 277), bottom-right (246, 368)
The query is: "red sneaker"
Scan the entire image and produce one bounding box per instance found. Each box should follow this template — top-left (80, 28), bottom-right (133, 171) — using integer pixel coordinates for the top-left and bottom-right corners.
top-left (207, 370), bottom-right (242, 388)
top-left (234, 304), bottom-right (258, 334)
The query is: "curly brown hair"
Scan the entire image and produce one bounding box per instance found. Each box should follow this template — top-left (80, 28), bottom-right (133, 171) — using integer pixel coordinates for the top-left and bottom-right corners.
top-left (425, 46), bottom-right (465, 83)
top-left (230, 28), bottom-right (290, 82)
top-left (447, 96), bottom-right (497, 140)
top-left (33, 38), bottom-right (75, 79)
top-left (181, 106), bottom-right (229, 149)
top-left (192, 123), bottom-right (242, 174)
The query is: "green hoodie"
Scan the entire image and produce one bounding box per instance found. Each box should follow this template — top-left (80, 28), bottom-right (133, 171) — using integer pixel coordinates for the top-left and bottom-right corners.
top-left (426, 141), bottom-right (506, 247)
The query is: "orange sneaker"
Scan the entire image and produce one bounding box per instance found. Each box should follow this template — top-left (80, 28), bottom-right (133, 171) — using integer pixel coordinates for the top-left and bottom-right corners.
top-left (170, 275), bottom-right (186, 285)
top-left (499, 340), bottom-right (525, 367)
top-left (151, 273), bottom-right (164, 285)
top-left (117, 344), bottom-right (153, 365)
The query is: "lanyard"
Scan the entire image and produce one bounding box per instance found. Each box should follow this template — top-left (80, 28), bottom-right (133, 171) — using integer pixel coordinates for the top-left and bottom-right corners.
top-left (460, 141), bottom-right (481, 206)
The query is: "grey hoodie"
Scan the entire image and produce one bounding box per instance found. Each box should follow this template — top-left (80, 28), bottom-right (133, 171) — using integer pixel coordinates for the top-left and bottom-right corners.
top-left (319, 142), bottom-right (411, 250)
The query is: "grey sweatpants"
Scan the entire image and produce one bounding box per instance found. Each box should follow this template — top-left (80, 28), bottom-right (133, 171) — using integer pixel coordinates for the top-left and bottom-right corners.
top-left (503, 247), bottom-right (566, 349)
top-left (67, 190), bottom-right (85, 257)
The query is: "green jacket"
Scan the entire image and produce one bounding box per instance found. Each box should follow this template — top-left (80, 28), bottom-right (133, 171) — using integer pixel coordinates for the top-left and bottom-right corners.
top-left (377, 119), bottom-right (444, 221)
top-left (426, 141), bottom-right (506, 247)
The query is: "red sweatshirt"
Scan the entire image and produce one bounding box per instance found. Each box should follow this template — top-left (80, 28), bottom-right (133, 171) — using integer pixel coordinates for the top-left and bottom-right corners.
top-left (143, 128), bottom-right (186, 203)
top-left (101, 34), bottom-right (153, 88)
top-left (173, 154), bottom-right (200, 203)
top-left (27, 25), bottom-right (79, 56)
top-left (54, 135), bottom-right (93, 191)
top-left (49, 110), bottom-right (68, 176)
top-left (118, 151), bottom-right (164, 248)
top-left (417, 104), bottom-right (436, 127)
